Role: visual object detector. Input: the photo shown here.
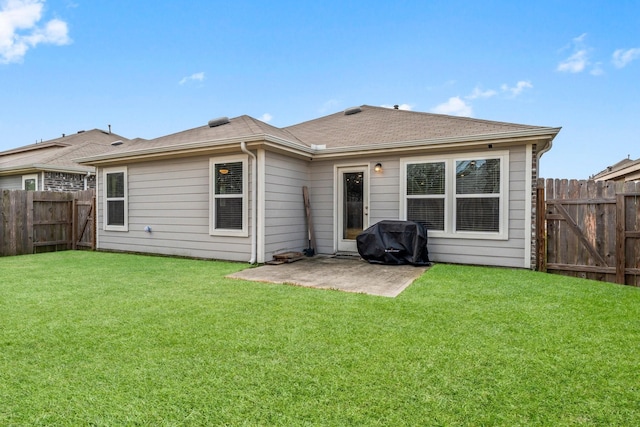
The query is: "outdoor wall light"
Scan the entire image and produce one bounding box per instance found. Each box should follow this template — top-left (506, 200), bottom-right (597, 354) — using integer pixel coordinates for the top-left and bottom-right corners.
top-left (374, 163), bottom-right (383, 172)
top-left (144, 225), bottom-right (152, 233)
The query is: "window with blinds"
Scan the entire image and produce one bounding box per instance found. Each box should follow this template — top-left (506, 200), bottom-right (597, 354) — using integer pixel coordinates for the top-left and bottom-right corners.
top-left (402, 154), bottom-right (507, 239)
top-left (406, 162), bottom-right (445, 230)
top-left (210, 156), bottom-right (248, 236)
top-left (455, 159), bottom-right (500, 232)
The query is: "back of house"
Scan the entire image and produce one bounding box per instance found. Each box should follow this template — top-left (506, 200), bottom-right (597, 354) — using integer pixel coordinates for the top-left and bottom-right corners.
top-left (76, 105), bottom-right (560, 268)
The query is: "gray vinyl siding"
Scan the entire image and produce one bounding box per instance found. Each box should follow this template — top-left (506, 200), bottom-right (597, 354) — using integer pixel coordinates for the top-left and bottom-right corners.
top-left (309, 156), bottom-right (400, 255)
top-left (94, 144), bottom-right (530, 268)
top-left (97, 154), bottom-right (252, 262)
top-left (308, 161), bottom-right (334, 254)
top-left (0, 175), bottom-right (22, 190)
top-left (309, 147), bottom-right (529, 268)
top-left (263, 151), bottom-right (310, 260)
top-left (426, 146), bottom-right (528, 268)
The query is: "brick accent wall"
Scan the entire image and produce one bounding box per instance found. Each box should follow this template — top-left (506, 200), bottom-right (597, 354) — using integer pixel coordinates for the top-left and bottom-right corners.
top-left (43, 172), bottom-right (95, 192)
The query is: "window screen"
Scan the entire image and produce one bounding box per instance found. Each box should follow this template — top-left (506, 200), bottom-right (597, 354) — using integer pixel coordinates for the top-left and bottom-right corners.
top-left (406, 162), bottom-right (445, 230)
top-left (213, 161), bottom-right (244, 231)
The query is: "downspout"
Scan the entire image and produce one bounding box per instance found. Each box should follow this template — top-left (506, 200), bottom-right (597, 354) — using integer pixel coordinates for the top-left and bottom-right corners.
top-left (532, 136), bottom-right (555, 269)
top-left (84, 171), bottom-right (91, 190)
top-left (536, 137), bottom-right (554, 178)
top-left (241, 141), bottom-right (257, 264)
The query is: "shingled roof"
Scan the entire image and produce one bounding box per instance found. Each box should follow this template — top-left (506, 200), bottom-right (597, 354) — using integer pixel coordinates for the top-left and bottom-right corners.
top-left (592, 157), bottom-right (640, 182)
top-left (100, 115), bottom-right (303, 155)
top-left (0, 129), bottom-right (129, 173)
top-left (76, 106), bottom-right (560, 164)
top-left (284, 105), bottom-right (547, 148)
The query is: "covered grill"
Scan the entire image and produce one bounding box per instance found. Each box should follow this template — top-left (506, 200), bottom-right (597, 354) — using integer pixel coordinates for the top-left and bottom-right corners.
top-left (356, 220), bottom-right (430, 266)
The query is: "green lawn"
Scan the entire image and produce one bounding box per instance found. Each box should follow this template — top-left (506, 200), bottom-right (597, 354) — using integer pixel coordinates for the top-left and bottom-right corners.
top-left (1, 252), bottom-right (639, 426)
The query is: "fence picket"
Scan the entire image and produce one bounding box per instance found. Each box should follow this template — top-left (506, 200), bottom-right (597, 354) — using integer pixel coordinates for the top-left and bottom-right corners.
top-left (541, 179), bottom-right (640, 286)
top-left (0, 189), bottom-right (95, 256)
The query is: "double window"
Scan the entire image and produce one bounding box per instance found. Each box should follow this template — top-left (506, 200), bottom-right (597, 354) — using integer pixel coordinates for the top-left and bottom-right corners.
top-left (210, 155), bottom-right (248, 236)
top-left (402, 153), bottom-right (508, 239)
top-left (104, 167), bottom-right (128, 231)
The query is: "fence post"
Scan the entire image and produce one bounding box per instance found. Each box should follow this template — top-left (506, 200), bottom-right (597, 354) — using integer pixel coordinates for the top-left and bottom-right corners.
top-left (616, 193), bottom-right (626, 284)
top-left (0, 190), bottom-right (7, 256)
top-left (26, 191), bottom-right (34, 254)
top-left (72, 198), bottom-right (78, 250)
top-left (91, 195), bottom-right (96, 250)
top-left (536, 182), bottom-right (546, 272)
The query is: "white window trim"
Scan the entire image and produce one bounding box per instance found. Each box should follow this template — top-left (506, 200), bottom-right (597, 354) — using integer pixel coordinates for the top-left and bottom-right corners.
top-left (400, 151), bottom-right (509, 240)
top-left (103, 166), bottom-right (128, 232)
top-left (22, 174), bottom-right (38, 191)
top-left (209, 155), bottom-right (249, 237)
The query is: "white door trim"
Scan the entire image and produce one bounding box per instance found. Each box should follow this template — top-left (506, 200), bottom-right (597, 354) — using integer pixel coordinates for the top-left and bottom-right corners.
top-left (335, 164), bottom-right (369, 253)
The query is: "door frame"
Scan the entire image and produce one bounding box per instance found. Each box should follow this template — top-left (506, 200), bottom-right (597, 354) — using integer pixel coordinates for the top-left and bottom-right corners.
top-left (335, 164), bottom-right (370, 253)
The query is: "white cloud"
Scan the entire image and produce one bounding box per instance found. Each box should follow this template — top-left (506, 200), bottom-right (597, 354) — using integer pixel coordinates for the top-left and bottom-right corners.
top-left (0, 0), bottom-right (71, 64)
top-left (557, 49), bottom-right (589, 73)
top-left (612, 48), bottom-right (640, 68)
top-left (572, 33), bottom-right (587, 44)
top-left (432, 80), bottom-right (531, 118)
top-left (179, 72), bottom-right (205, 85)
top-left (431, 97), bottom-right (472, 117)
top-left (259, 113), bottom-right (272, 123)
top-left (501, 80), bottom-right (533, 97)
top-left (381, 103), bottom-right (413, 110)
top-left (557, 33), bottom-right (591, 73)
top-left (466, 87), bottom-right (497, 100)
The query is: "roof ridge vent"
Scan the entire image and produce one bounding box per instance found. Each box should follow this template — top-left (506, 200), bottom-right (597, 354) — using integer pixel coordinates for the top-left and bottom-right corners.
top-left (208, 116), bottom-right (230, 127)
top-left (344, 106), bottom-right (362, 116)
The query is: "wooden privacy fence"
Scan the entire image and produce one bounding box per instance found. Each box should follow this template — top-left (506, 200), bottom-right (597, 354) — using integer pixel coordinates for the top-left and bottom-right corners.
top-left (537, 179), bottom-right (640, 286)
top-left (0, 189), bottom-right (95, 257)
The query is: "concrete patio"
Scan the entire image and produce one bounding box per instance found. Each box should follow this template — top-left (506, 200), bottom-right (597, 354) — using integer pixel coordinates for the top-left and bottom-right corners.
top-left (227, 255), bottom-right (430, 297)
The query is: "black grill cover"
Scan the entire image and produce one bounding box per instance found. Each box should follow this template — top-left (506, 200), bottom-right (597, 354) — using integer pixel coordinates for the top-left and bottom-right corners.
top-left (356, 220), bottom-right (430, 266)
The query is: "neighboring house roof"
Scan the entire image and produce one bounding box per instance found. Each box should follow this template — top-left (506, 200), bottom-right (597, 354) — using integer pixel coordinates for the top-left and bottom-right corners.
top-left (592, 157), bottom-right (640, 182)
top-left (76, 106), bottom-right (561, 165)
top-left (0, 129), bottom-right (129, 175)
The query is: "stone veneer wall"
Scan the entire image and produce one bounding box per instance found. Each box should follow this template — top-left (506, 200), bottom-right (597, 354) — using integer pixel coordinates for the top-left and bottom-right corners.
top-left (43, 172), bottom-right (95, 192)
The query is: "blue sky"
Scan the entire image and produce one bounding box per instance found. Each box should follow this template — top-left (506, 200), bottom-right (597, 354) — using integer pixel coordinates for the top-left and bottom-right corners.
top-left (1, 0), bottom-right (639, 179)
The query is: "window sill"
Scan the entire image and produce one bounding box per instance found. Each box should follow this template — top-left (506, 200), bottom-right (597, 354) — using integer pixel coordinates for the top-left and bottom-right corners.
top-left (104, 226), bottom-right (129, 232)
top-left (210, 229), bottom-right (248, 238)
top-left (427, 230), bottom-right (508, 241)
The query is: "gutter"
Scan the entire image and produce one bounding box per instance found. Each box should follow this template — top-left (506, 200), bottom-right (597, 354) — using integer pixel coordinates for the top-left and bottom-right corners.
top-left (535, 130), bottom-right (559, 179)
top-left (74, 127), bottom-right (561, 166)
top-left (594, 161), bottom-right (640, 181)
top-left (311, 127), bottom-right (563, 158)
top-left (75, 135), bottom-right (314, 165)
top-left (240, 141), bottom-right (257, 264)
top-left (0, 164), bottom-right (94, 175)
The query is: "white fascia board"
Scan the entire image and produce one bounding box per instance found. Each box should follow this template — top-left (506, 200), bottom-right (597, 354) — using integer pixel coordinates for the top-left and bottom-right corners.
top-left (74, 127), bottom-right (560, 165)
top-left (0, 164), bottom-right (94, 175)
top-left (75, 134), bottom-right (314, 166)
top-left (312, 128), bottom-right (561, 159)
top-left (34, 164), bottom-right (95, 174)
top-left (596, 163), bottom-right (640, 181)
